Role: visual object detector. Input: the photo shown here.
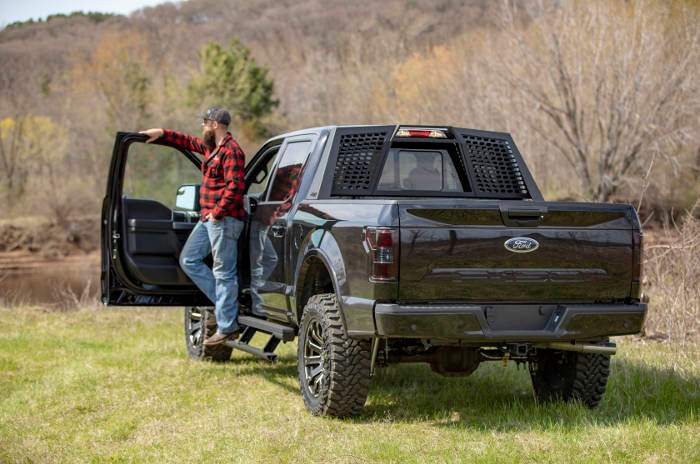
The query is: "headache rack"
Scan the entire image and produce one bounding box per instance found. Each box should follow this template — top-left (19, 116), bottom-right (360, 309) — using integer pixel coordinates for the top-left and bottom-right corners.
top-left (321, 125), bottom-right (541, 200)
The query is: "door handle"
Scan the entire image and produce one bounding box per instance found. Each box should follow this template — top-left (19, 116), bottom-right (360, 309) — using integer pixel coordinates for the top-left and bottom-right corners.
top-left (172, 222), bottom-right (196, 231)
top-left (499, 204), bottom-right (547, 227)
top-left (271, 225), bottom-right (285, 238)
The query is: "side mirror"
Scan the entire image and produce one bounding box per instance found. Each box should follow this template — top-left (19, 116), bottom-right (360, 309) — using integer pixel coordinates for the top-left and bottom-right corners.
top-left (175, 184), bottom-right (200, 212)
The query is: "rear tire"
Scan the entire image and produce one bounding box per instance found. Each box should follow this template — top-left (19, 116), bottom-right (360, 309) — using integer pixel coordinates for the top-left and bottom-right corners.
top-left (184, 306), bottom-right (233, 362)
top-left (529, 345), bottom-right (611, 409)
top-left (297, 293), bottom-right (372, 417)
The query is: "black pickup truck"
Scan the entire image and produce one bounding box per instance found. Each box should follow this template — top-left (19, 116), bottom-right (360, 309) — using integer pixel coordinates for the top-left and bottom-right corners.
top-left (102, 125), bottom-right (646, 417)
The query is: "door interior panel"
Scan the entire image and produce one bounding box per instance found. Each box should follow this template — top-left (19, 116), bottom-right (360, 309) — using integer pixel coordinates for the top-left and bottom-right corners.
top-left (121, 197), bottom-right (197, 287)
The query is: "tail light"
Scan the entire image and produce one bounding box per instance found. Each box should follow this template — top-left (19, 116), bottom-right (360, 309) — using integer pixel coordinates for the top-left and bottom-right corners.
top-left (364, 227), bottom-right (399, 282)
top-left (631, 230), bottom-right (643, 298)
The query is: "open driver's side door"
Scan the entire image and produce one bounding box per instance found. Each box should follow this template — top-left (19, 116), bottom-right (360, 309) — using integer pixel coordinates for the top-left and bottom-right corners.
top-left (101, 132), bottom-right (210, 306)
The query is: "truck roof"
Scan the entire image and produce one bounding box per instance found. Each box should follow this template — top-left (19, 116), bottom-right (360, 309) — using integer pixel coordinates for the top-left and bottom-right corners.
top-left (267, 124), bottom-right (392, 142)
top-left (265, 124), bottom-right (517, 146)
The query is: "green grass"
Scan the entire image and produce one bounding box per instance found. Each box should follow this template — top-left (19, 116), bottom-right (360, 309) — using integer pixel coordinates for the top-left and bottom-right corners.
top-left (1, 306), bottom-right (698, 463)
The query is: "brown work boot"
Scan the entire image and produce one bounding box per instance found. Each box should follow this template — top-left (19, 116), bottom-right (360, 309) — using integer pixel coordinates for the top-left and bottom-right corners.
top-left (203, 330), bottom-right (240, 347)
top-left (204, 309), bottom-right (218, 330)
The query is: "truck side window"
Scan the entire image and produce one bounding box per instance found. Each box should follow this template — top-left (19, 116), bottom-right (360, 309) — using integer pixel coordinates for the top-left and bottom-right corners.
top-left (247, 147), bottom-right (280, 200)
top-left (267, 141), bottom-right (312, 202)
top-left (123, 143), bottom-right (201, 208)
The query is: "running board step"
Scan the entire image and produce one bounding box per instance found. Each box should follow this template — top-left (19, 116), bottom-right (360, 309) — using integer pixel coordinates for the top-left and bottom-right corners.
top-left (237, 315), bottom-right (296, 341)
top-left (223, 316), bottom-right (296, 362)
top-left (226, 337), bottom-right (280, 362)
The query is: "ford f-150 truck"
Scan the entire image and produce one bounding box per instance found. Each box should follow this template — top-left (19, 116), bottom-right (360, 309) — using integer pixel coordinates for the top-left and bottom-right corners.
top-left (102, 125), bottom-right (646, 417)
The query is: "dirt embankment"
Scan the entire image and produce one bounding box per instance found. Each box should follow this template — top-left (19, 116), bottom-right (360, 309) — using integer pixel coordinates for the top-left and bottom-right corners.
top-left (0, 216), bottom-right (99, 272)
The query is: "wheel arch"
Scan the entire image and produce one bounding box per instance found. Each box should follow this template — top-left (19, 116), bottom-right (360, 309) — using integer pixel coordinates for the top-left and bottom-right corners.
top-left (294, 248), bottom-right (348, 332)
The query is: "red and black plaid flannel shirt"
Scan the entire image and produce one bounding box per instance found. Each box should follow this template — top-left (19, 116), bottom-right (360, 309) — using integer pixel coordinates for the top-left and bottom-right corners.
top-left (162, 129), bottom-right (246, 221)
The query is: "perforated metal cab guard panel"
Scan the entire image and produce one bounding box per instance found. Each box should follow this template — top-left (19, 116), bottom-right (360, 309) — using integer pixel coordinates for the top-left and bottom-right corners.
top-left (322, 126), bottom-right (541, 200)
top-left (456, 129), bottom-right (532, 199)
top-left (330, 128), bottom-right (392, 196)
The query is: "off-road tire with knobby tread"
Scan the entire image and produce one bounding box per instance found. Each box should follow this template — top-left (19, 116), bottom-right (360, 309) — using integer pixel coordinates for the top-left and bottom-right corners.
top-left (529, 344), bottom-right (611, 408)
top-left (184, 306), bottom-right (233, 362)
top-left (297, 293), bottom-right (372, 417)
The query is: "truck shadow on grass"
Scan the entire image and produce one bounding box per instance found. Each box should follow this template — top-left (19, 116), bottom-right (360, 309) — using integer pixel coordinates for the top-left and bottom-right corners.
top-left (231, 355), bottom-right (700, 428)
top-left (365, 358), bottom-right (700, 429)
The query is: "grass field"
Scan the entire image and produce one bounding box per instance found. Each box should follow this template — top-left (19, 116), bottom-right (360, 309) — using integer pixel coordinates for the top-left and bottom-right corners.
top-left (1, 306), bottom-right (698, 463)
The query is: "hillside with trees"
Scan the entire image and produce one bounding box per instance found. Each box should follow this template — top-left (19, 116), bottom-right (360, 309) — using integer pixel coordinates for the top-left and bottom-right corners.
top-left (0, 0), bottom-right (698, 224)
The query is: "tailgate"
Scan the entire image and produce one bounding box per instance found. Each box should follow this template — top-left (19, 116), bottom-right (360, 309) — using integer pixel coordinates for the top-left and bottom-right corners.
top-left (398, 200), bottom-right (637, 303)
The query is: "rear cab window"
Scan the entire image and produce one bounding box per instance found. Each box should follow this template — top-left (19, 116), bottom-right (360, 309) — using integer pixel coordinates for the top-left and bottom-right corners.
top-left (377, 149), bottom-right (464, 192)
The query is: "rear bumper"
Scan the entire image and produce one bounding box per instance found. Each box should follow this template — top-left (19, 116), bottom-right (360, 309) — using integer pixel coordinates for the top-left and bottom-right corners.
top-left (374, 303), bottom-right (647, 341)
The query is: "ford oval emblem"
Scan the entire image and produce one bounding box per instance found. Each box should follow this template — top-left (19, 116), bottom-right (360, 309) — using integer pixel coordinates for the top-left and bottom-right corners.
top-left (504, 237), bottom-right (539, 253)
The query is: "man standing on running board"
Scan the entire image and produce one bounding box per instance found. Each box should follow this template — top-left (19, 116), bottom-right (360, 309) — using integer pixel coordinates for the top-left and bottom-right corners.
top-left (140, 107), bottom-right (246, 346)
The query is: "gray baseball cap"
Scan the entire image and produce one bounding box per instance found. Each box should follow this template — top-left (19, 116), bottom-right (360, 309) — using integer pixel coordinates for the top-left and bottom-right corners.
top-left (201, 107), bottom-right (231, 126)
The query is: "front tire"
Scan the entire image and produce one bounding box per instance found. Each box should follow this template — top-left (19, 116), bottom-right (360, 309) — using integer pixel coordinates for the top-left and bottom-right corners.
top-left (184, 306), bottom-right (232, 362)
top-left (297, 294), bottom-right (372, 417)
top-left (529, 346), bottom-right (611, 408)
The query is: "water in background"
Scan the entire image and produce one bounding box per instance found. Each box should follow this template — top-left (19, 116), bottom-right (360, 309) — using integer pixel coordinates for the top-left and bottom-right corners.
top-left (0, 253), bottom-right (100, 307)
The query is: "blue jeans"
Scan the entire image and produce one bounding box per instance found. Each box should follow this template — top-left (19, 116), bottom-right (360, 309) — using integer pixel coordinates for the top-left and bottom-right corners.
top-left (179, 217), bottom-right (244, 335)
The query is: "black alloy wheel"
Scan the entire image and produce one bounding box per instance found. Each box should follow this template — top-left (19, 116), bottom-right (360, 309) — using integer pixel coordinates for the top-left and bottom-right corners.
top-left (303, 318), bottom-right (326, 397)
top-left (297, 294), bottom-right (372, 417)
top-left (184, 306), bottom-right (232, 362)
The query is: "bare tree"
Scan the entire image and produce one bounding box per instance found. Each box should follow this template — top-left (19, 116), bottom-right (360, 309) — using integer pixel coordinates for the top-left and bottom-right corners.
top-left (0, 116), bottom-right (50, 202)
top-left (496, 0), bottom-right (700, 201)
